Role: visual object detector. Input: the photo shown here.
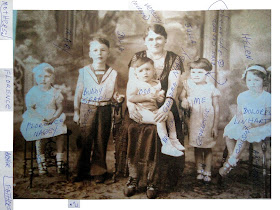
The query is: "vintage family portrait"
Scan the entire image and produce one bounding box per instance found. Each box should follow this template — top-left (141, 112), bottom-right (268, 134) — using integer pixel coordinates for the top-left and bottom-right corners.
top-left (13, 9), bottom-right (271, 199)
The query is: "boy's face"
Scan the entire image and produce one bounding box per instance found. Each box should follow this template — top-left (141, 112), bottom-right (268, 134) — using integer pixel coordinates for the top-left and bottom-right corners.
top-left (190, 68), bottom-right (207, 84)
top-left (35, 70), bottom-right (53, 89)
top-left (135, 62), bottom-right (155, 82)
top-left (89, 41), bottom-right (109, 64)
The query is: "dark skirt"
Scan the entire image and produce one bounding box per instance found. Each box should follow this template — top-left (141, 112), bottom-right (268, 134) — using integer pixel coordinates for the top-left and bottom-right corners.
top-left (117, 101), bottom-right (185, 188)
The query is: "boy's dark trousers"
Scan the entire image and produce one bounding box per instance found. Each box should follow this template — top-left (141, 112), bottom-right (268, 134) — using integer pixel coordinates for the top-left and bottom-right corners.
top-left (77, 103), bottom-right (112, 178)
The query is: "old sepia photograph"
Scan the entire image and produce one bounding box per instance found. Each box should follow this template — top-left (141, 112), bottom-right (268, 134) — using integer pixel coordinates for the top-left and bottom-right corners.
top-left (13, 8), bottom-right (271, 199)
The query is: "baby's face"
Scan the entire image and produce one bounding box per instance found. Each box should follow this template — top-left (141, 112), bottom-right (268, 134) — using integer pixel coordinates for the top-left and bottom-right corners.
top-left (190, 68), bottom-right (207, 84)
top-left (246, 71), bottom-right (263, 93)
top-left (135, 62), bottom-right (155, 82)
top-left (35, 70), bottom-right (53, 89)
top-left (89, 41), bottom-right (109, 64)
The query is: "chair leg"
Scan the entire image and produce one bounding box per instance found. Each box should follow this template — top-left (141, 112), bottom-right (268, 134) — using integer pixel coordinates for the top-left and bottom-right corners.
top-left (29, 141), bottom-right (34, 188)
top-left (66, 132), bottom-right (70, 181)
top-left (261, 141), bottom-right (267, 198)
top-left (24, 140), bottom-right (27, 177)
top-left (248, 143), bottom-right (253, 177)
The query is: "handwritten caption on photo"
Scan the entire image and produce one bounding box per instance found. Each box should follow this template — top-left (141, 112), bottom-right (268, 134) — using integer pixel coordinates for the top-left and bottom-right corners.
top-left (0, 69), bottom-right (13, 111)
top-left (0, 0), bottom-right (12, 39)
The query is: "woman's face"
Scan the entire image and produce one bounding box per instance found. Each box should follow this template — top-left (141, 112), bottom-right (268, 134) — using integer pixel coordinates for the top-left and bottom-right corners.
top-left (246, 71), bottom-right (264, 93)
top-left (89, 41), bottom-right (109, 64)
top-left (144, 30), bottom-right (166, 54)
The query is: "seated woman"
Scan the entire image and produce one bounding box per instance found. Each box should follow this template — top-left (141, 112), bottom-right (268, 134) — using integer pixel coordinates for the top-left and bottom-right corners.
top-left (121, 24), bottom-right (185, 199)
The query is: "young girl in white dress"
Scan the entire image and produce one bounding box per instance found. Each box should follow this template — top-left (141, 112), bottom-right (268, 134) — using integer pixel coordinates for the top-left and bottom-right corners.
top-left (127, 57), bottom-right (185, 157)
top-left (20, 63), bottom-right (67, 175)
top-left (219, 64), bottom-right (271, 176)
top-left (180, 58), bottom-right (220, 182)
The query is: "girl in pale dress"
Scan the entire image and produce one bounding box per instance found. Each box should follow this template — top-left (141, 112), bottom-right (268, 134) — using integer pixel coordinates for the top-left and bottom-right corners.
top-left (20, 63), bottom-right (67, 175)
top-left (219, 65), bottom-right (271, 176)
top-left (180, 58), bottom-right (220, 182)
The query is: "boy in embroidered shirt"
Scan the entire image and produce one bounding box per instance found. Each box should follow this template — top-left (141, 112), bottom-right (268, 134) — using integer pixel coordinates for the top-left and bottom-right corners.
top-left (73, 37), bottom-right (124, 183)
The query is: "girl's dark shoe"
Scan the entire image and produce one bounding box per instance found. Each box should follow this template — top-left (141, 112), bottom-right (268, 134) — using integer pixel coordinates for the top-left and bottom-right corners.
top-left (124, 177), bottom-right (138, 197)
top-left (95, 175), bottom-right (105, 183)
top-left (146, 185), bottom-right (157, 199)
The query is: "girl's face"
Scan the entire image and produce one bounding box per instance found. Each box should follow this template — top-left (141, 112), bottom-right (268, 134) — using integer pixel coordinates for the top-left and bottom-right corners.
top-left (190, 68), bottom-right (207, 84)
top-left (89, 41), bottom-right (109, 64)
top-left (135, 62), bottom-right (155, 82)
top-left (144, 30), bottom-right (166, 54)
top-left (35, 70), bottom-right (53, 89)
top-left (246, 71), bottom-right (264, 93)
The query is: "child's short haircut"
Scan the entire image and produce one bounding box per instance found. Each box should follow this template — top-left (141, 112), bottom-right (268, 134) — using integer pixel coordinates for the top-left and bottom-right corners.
top-left (32, 63), bottom-right (55, 75)
top-left (132, 57), bottom-right (154, 69)
top-left (89, 37), bottom-right (110, 48)
top-left (190, 58), bottom-right (212, 71)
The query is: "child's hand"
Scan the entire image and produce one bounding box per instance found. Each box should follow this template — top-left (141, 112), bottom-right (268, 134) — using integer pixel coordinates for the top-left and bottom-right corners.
top-left (116, 94), bottom-right (125, 103)
top-left (181, 98), bottom-right (189, 109)
top-left (43, 116), bottom-right (56, 125)
top-left (73, 111), bottom-right (80, 125)
top-left (211, 127), bottom-right (218, 139)
top-left (156, 90), bottom-right (165, 103)
top-left (145, 93), bottom-right (157, 103)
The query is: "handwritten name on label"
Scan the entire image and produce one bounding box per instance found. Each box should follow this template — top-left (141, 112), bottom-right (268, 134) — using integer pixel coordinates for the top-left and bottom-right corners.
top-left (5, 152), bottom-right (11, 168)
top-left (131, 1), bottom-right (150, 20)
top-left (68, 200), bottom-right (80, 208)
top-left (185, 24), bottom-right (196, 44)
top-left (196, 108), bottom-right (210, 146)
top-left (53, 28), bottom-right (72, 55)
top-left (117, 31), bottom-right (125, 52)
top-left (0, 1), bottom-right (12, 39)
top-left (242, 34), bottom-right (253, 60)
top-left (235, 125), bottom-right (250, 154)
top-left (144, 3), bottom-right (162, 23)
top-left (0, 69), bottom-right (13, 111)
top-left (3, 176), bottom-right (13, 210)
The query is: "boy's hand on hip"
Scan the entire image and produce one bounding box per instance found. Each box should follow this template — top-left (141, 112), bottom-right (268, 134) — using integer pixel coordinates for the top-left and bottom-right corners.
top-left (73, 111), bottom-right (80, 125)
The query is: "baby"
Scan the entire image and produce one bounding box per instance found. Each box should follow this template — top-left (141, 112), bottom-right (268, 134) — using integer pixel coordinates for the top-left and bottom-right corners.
top-left (127, 57), bottom-right (185, 157)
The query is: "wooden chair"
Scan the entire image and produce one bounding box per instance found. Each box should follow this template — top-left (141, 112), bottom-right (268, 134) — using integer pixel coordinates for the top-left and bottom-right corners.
top-left (23, 129), bottom-right (72, 188)
top-left (219, 137), bottom-right (271, 198)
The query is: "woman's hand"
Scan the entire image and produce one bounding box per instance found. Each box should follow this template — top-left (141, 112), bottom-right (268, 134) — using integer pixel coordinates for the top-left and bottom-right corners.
top-left (154, 105), bottom-right (169, 123)
top-left (73, 111), bottom-right (80, 125)
top-left (156, 90), bottom-right (165, 103)
top-left (128, 103), bottom-right (143, 123)
top-left (181, 98), bottom-right (189, 109)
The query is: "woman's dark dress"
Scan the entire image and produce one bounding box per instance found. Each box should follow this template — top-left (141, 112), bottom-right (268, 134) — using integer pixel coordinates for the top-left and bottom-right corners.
top-left (117, 50), bottom-right (185, 188)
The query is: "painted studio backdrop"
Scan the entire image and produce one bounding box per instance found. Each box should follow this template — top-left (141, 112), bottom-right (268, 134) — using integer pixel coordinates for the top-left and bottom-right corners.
top-left (13, 10), bottom-right (271, 199)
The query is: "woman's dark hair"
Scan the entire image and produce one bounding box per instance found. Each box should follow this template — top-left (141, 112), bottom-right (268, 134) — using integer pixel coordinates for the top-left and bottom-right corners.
top-left (143, 24), bottom-right (168, 40)
top-left (89, 37), bottom-right (110, 48)
top-left (131, 57), bottom-right (154, 69)
top-left (189, 58), bottom-right (212, 71)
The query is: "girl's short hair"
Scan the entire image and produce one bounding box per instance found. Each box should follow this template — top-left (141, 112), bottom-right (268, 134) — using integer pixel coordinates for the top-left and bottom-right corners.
top-left (143, 24), bottom-right (168, 40)
top-left (242, 64), bottom-right (267, 82)
top-left (89, 37), bottom-right (110, 48)
top-left (189, 58), bottom-right (212, 71)
top-left (131, 57), bottom-right (154, 69)
top-left (32, 63), bottom-right (55, 75)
